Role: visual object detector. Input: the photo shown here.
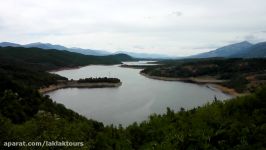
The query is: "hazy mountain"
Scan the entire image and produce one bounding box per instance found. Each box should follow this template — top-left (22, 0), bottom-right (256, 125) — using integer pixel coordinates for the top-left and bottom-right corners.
top-left (107, 53), bottom-right (135, 61)
top-left (23, 43), bottom-right (172, 58)
top-left (115, 51), bottom-right (173, 59)
top-left (68, 47), bottom-right (111, 56)
top-left (231, 42), bottom-right (266, 58)
top-left (0, 42), bottom-right (173, 58)
top-left (190, 41), bottom-right (253, 58)
top-left (24, 42), bottom-right (111, 56)
top-left (0, 42), bottom-right (21, 47)
top-left (24, 42), bottom-right (68, 50)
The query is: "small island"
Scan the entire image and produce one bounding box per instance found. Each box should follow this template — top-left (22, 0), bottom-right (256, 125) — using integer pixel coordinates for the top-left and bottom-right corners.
top-left (39, 77), bottom-right (122, 94)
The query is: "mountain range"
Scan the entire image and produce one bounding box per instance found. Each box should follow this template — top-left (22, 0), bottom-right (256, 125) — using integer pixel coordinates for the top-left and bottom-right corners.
top-left (231, 42), bottom-right (266, 58)
top-left (189, 41), bottom-right (266, 58)
top-left (0, 42), bottom-right (111, 56)
top-left (0, 42), bottom-right (171, 59)
top-left (1, 41), bottom-right (266, 59)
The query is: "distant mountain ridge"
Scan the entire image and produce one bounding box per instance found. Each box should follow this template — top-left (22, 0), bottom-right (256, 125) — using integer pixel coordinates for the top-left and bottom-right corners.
top-left (0, 42), bottom-right (111, 56)
top-left (189, 41), bottom-right (266, 58)
top-left (24, 42), bottom-right (69, 50)
top-left (0, 42), bottom-right (171, 59)
top-left (2, 41), bottom-right (265, 59)
top-left (190, 41), bottom-right (253, 58)
top-left (0, 42), bottom-right (21, 47)
top-left (232, 42), bottom-right (266, 58)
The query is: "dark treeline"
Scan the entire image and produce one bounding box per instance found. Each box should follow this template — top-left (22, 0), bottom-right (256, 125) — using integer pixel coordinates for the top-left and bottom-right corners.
top-left (77, 77), bottom-right (121, 83)
top-left (0, 60), bottom-right (68, 89)
top-left (142, 58), bottom-right (266, 78)
top-left (142, 58), bottom-right (266, 92)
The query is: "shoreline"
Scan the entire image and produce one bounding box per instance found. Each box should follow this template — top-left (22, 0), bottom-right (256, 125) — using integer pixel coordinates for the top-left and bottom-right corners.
top-left (48, 63), bottom-right (123, 72)
top-left (120, 64), bottom-right (153, 69)
top-left (39, 81), bottom-right (122, 94)
top-left (49, 66), bottom-right (82, 72)
top-left (140, 72), bottom-right (241, 96)
top-left (46, 65), bottom-right (240, 96)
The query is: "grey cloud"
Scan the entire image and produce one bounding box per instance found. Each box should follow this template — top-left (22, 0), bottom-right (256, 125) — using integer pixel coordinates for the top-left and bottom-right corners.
top-left (144, 16), bottom-right (153, 20)
top-left (144, 10), bottom-right (182, 20)
top-left (0, 17), bottom-right (8, 31)
top-left (170, 11), bottom-right (183, 17)
top-left (242, 31), bottom-right (266, 43)
top-left (192, 45), bottom-right (220, 50)
top-left (133, 45), bottom-right (145, 49)
top-left (224, 39), bottom-right (243, 45)
top-left (244, 35), bottom-right (256, 41)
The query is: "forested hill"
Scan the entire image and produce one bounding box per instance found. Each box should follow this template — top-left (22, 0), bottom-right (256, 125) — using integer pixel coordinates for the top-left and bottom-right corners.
top-left (0, 46), bottom-right (134, 71)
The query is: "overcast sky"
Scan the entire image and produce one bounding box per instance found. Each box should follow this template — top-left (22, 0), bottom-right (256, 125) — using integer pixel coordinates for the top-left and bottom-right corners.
top-left (0, 0), bottom-right (266, 56)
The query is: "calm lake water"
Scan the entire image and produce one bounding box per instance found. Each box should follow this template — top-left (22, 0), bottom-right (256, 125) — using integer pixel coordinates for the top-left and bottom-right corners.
top-left (48, 62), bottom-right (231, 126)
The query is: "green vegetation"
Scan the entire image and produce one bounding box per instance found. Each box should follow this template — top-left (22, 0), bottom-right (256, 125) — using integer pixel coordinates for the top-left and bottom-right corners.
top-left (0, 46), bottom-right (134, 71)
top-left (0, 49), bottom-right (266, 149)
top-left (0, 62), bottom-right (68, 90)
top-left (142, 58), bottom-right (266, 93)
top-left (77, 77), bottom-right (121, 83)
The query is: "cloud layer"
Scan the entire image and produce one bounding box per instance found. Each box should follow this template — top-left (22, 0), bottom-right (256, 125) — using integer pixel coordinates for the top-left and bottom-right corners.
top-left (0, 0), bottom-right (266, 56)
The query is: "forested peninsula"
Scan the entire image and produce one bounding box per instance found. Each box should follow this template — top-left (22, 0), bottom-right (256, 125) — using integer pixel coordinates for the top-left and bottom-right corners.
top-left (39, 77), bottom-right (122, 93)
top-left (141, 58), bottom-right (266, 96)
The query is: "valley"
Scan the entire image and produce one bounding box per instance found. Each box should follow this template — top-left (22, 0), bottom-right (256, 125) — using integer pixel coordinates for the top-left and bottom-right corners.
top-left (0, 45), bottom-right (265, 149)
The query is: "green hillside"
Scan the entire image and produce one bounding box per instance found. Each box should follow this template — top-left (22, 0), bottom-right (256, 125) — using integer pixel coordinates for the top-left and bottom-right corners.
top-left (0, 46), bottom-right (133, 71)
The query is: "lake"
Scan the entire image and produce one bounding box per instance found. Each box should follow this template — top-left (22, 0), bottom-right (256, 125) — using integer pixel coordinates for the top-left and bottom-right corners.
top-left (47, 62), bottom-right (231, 126)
